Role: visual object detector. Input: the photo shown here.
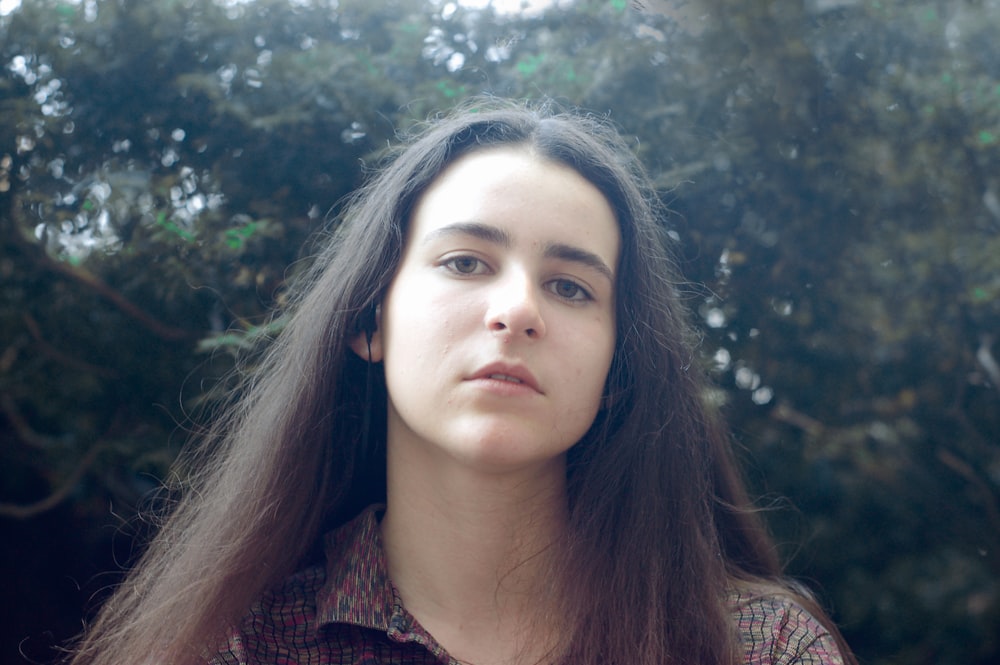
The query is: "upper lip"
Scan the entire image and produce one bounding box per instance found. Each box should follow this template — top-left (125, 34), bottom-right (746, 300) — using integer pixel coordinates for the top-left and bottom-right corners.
top-left (468, 362), bottom-right (542, 394)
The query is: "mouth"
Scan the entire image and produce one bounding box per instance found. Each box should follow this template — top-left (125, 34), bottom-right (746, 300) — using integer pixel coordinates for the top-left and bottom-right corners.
top-left (470, 363), bottom-right (542, 393)
top-left (487, 373), bottom-right (524, 384)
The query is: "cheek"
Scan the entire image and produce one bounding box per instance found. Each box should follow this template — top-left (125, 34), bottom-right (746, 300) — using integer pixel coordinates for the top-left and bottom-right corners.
top-left (587, 317), bottom-right (617, 373)
top-left (382, 283), bottom-right (466, 363)
top-left (562, 325), bottom-right (615, 394)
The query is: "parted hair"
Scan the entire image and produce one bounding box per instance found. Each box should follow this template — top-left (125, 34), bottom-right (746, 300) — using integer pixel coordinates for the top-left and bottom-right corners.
top-left (69, 98), bottom-right (853, 665)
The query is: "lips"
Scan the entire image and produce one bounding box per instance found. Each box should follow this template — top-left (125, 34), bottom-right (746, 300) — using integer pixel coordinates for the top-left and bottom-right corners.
top-left (487, 373), bottom-right (523, 384)
top-left (469, 363), bottom-right (542, 394)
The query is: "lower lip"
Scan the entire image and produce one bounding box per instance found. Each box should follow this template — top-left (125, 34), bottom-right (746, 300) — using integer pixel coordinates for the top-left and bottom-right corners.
top-left (468, 377), bottom-right (540, 397)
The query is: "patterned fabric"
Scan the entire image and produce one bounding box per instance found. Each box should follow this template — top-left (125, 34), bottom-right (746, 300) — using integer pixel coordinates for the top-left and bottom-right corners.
top-left (733, 593), bottom-right (844, 665)
top-left (211, 506), bottom-right (843, 665)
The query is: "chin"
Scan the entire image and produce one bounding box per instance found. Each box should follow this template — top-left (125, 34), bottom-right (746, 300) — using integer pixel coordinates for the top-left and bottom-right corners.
top-left (449, 442), bottom-right (570, 477)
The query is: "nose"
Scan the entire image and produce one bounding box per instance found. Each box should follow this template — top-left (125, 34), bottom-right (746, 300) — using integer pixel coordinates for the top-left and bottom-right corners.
top-left (484, 271), bottom-right (546, 340)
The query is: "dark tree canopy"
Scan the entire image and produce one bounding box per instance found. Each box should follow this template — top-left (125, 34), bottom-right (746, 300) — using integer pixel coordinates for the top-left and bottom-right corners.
top-left (1, 1), bottom-right (997, 663)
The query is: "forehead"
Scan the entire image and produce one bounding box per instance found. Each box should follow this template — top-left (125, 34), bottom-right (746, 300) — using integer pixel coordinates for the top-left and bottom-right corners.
top-left (420, 145), bottom-right (604, 204)
top-left (408, 147), bottom-right (620, 256)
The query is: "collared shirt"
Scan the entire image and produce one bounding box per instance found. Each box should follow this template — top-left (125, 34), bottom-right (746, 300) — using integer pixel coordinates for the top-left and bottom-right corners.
top-left (211, 506), bottom-right (844, 665)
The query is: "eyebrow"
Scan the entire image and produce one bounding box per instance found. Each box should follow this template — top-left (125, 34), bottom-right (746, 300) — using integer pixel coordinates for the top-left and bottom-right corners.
top-left (424, 221), bottom-right (615, 283)
top-left (544, 243), bottom-right (615, 283)
top-left (425, 221), bottom-right (512, 248)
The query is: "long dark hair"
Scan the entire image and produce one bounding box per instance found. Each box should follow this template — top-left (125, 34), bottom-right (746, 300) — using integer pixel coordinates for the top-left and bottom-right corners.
top-left (69, 98), bottom-right (852, 665)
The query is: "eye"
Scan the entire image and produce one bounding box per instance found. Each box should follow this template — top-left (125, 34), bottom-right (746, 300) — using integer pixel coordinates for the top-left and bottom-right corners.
top-left (547, 278), bottom-right (592, 302)
top-left (443, 255), bottom-right (488, 275)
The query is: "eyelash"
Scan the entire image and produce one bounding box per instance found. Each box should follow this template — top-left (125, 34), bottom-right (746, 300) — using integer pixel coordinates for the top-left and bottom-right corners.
top-left (445, 255), bottom-right (487, 275)
top-left (547, 279), bottom-right (591, 302)
top-left (441, 256), bottom-right (594, 302)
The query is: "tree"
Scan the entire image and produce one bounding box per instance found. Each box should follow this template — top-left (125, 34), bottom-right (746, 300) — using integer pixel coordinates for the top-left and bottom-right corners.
top-left (1, 0), bottom-right (997, 662)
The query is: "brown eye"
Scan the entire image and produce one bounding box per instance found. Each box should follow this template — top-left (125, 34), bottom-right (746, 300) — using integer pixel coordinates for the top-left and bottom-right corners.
top-left (549, 279), bottom-right (591, 302)
top-left (446, 256), bottom-right (483, 274)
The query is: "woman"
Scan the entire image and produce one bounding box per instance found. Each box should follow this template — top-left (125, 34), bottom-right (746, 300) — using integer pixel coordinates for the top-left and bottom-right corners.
top-left (70, 99), bottom-right (854, 665)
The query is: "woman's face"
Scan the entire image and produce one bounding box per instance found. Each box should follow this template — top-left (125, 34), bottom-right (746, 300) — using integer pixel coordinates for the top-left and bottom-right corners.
top-left (359, 146), bottom-right (619, 476)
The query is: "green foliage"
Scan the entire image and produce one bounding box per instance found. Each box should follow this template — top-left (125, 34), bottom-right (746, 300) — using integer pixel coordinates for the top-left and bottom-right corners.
top-left (1, 0), bottom-right (998, 663)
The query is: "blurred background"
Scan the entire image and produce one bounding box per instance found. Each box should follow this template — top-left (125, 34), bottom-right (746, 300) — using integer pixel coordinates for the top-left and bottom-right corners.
top-left (1, 0), bottom-right (998, 662)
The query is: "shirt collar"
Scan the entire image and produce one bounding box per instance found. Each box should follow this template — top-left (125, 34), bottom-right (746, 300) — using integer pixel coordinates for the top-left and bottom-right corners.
top-left (315, 504), bottom-right (398, 631)
top-left (314, 505), bottom-right (450, 660)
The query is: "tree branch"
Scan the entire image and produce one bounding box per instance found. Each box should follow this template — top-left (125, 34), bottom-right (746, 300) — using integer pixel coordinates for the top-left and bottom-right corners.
top-left (40, 257), bottom-right (195, 342)
top-left (0, 443), bottom-right (105, 519)
top-left (936, 447), bottom-right (1000, 562)
top-left (1, 392), bottom-right (61, 449)
top-left (22, 313), bottom-right (120, 379)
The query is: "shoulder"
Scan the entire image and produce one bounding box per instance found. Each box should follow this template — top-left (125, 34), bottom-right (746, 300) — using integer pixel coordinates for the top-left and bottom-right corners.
top-left (209, 563), bottom-right (327, 664)
top-left (730, 590), bottom-right (845, 665)
top-left (207, 507), bottom-right (388, 665)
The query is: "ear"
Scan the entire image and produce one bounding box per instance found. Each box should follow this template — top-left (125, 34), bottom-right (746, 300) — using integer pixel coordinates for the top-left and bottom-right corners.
top-left (348, 328), bottom-right (383, 362)
top-left (347, 307), bottom-right (383, 362)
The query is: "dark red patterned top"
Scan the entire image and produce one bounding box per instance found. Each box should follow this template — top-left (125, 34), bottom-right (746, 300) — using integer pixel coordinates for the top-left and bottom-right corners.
top-left (211, 506), bottom-right (844, 665)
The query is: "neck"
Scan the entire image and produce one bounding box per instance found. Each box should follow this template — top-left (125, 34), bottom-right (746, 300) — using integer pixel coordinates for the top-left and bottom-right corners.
top-left (380, 441), bottom-right (568, 664)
